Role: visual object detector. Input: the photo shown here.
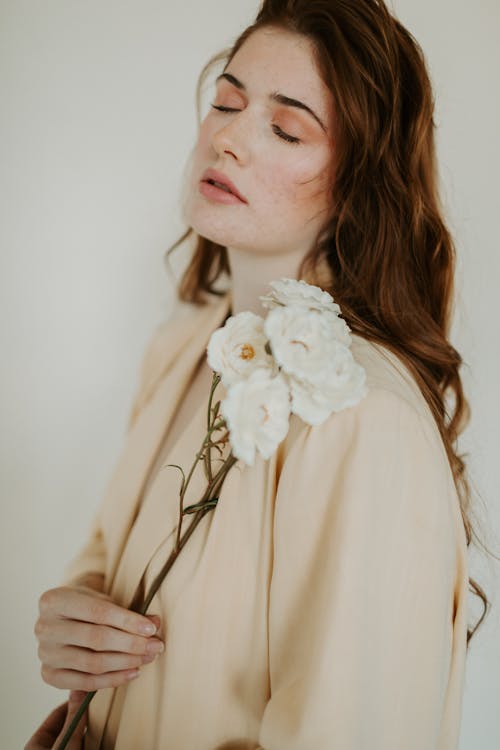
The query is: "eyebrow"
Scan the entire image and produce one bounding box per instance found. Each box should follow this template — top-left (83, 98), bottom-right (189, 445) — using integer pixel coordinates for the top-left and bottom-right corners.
top-left (215, 71), bottom-right (327, 133)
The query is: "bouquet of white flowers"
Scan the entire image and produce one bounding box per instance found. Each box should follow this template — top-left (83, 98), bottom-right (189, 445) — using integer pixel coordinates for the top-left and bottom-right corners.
top-left (56, 278), bottom-right (368, 749)
top-left (208, 277), bottom-right (368, 466)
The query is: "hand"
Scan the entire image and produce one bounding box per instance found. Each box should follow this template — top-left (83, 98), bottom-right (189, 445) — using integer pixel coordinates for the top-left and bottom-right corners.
top-left (35, 585), bottom-right (164, 691)
top-left (24, 690), bottom-right (88, 749)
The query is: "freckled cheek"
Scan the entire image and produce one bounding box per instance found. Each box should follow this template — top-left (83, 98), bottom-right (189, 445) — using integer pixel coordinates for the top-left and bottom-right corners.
top-left (245, 166), bottom-right (291, 212)
top-left (273, 159), bottom-right (332, 208)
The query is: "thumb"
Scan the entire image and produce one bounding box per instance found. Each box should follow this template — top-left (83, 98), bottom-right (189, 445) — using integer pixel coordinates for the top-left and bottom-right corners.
top-left (54, 691), bottom-right (88, 749)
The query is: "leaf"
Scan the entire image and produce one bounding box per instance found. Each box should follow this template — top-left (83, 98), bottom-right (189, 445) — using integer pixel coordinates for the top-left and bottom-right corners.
top-left (183, 498), bottom-right (219, 515)
top-left (165, 463), bottom-right (186, 496)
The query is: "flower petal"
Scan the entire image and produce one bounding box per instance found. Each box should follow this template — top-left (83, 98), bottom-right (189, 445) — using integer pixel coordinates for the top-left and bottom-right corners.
top-left (220, 369), bottom-right (291, 466)
top-left (259, 277), bottom-right (343, 317)
top-left (207, 311), bottom-right (276, 387)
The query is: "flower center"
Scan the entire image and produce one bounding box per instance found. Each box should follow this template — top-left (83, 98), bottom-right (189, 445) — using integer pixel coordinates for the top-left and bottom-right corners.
top-left (240, 343), bottom-right (255, 360)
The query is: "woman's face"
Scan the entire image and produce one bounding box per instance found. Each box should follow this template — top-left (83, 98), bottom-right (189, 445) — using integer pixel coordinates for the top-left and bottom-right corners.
top-left (185, 26), bottom-right (336, 258)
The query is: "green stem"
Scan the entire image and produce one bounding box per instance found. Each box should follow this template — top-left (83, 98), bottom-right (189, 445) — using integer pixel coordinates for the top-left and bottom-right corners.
top-left (54, 506), bottom-right (214, 750)
top-left (173, 410), bottom-right (227, 554)
top-left (140, 503), bottom-right (213, 613)
top-left (204, 373), bottom-right (221, 483)
top-left (55, 450), bottom-right (237, 750)
top-left (142, 452), bottom-right (236, 612)
top-left (174, 443), bottom-right (206, 553)
top-left (55, 691), bottom-right (94, 749)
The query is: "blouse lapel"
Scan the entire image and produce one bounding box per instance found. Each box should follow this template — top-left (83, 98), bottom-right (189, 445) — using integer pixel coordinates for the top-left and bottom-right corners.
top-left (99, 291), bottom-right (232, 595)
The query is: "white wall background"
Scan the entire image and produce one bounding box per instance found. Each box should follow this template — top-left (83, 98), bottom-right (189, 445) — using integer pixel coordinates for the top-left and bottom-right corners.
top-left (1, 1), bottom-right (498, 747)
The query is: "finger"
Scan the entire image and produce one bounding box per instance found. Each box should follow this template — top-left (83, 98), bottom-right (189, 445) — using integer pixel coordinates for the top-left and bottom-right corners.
top-left (41, 665), bottom-right (142, 691)
top-left (40, 588), bottom-right (157, 636)
top-left (146, 614), bottom-right (161, 630)
top-left (54, 691), bottom-right (88, 750)
top-left (41, 643), bottom-right (161, 673)
top-left (25, 702), bottom-right (68, 749)
top-left (40, 619), bottom-right (163, 655)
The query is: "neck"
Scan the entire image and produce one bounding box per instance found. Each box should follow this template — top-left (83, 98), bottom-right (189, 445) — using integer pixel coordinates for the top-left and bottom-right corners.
top-left (226, 245), bottom-right (307, 317)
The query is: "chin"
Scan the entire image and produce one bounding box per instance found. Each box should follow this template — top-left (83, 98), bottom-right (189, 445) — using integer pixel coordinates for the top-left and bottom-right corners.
top-left (185, 195), bottom-right (275, 253)
top-left (185, 207), bottom-right (233, 248)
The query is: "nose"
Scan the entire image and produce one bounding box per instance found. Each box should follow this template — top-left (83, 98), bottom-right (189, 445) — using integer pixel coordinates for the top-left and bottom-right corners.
top-left (211, 114), bottom-right (250, 162)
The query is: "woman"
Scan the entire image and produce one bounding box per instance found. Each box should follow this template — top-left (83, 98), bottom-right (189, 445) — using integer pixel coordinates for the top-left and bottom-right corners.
top-left (27, 1), bottom-right (488, 748)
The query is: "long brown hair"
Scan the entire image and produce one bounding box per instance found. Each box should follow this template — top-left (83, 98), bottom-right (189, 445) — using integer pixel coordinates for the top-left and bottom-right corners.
top-left (166, 0), bottom-right (494, 644)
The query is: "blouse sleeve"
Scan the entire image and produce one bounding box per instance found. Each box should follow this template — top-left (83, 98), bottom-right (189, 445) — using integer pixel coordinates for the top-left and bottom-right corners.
top-left (61, 322), bottom-right (166, 587)
top-left (60, 510), bottom-right (107, 587)
top-left (257, 387), bottom-right (460, 750)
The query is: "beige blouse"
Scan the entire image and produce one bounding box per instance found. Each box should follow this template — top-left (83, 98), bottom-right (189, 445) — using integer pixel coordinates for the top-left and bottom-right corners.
top-left (62, 289), bottom-right (469, 750)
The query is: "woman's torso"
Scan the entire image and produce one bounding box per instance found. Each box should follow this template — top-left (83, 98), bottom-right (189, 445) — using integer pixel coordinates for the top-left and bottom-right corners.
top-left (82, 307), bottom-right (468, 750)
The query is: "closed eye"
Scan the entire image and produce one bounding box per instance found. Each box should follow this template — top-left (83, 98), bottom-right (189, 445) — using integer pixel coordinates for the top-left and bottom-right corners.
top-left (209, 104), bottom-right (301, 145)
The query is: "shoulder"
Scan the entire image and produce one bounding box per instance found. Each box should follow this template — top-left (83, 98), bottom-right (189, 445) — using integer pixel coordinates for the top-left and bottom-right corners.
top-left (349, 333), bottom-right (432, 422)
top-left (146, 292), bottom-right (228, 368)
top-left (141, 298), bottom-right (199, 365)
top-left (127, 298), bottom-right (202, 429)
top-left (281, 333), bottom-right (446, 471)
top-left (135, 298), bottom-right (195, 385)
top-left (276, 336), bottom-right (463, 545)
top-left (346, 335), bottom-right (450, 465)
top-left (128, 293), bottom-right (230, 428)
top-left (143, 292), bottom-right (229, 361)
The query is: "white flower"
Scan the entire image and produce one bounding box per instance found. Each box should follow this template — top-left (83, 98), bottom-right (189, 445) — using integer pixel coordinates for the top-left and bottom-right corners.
top-left (259, 277), bottom-right (344, 318)
top-left (208, 279), bottom-right (369, 466)
top-left (261, 303), bottom-right (367, 425)
top-left (220, 369), bottom-right (291, 466)
top-left (207, 311), bottom-right (277, 387)
top-left (264, 305), bottom-right (352, 385)
top-left (288, 355), bottom-right (368, 425)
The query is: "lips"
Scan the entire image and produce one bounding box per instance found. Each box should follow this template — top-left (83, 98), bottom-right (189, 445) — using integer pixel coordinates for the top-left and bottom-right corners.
top-left (200, 168), bottom-right (247, 203)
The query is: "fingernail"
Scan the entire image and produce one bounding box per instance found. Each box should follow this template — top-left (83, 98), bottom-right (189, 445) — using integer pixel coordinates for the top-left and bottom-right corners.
top-left (126, 669), bottom-right (140, 680)
top-left (138, 621), bottom-right (156, 636)
top-left (145, 639), bottom-right (164, 655)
